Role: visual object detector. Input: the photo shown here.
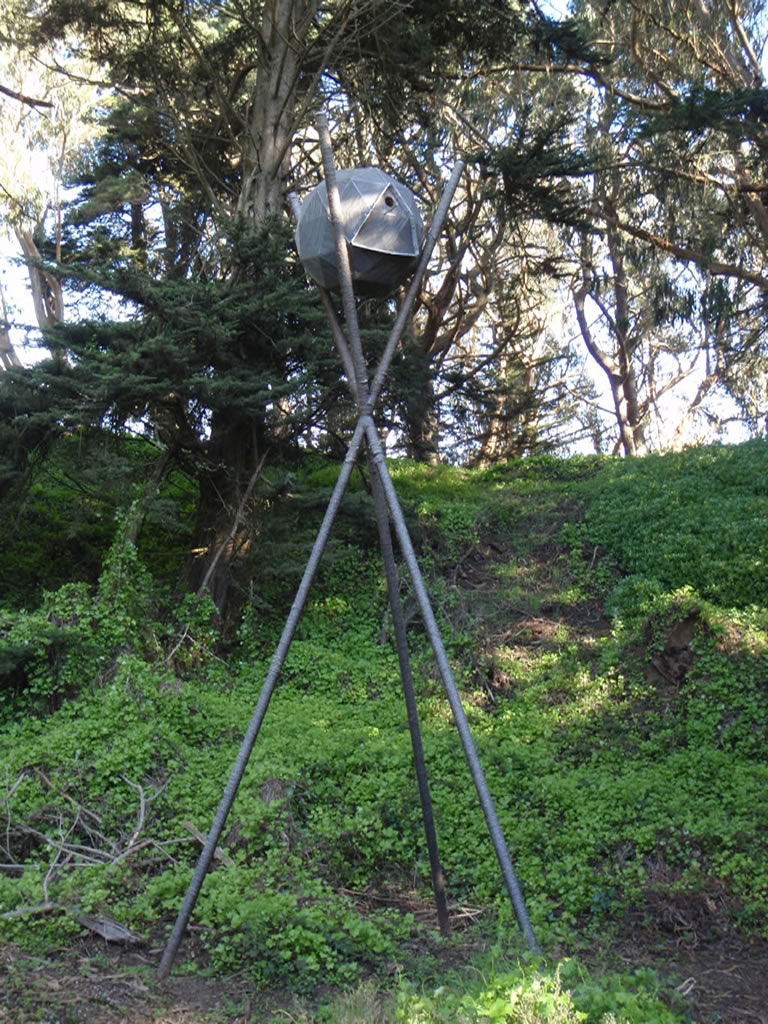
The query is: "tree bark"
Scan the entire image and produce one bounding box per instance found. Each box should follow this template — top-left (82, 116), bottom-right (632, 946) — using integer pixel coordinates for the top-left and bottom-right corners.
top-left (188, 0), bottom-right (319, 614)
top-left (236, 0), bottom-right (319, 224)
top-left (403, 347), bottom-right (441, 464)
top-left (573, 216), bottom-right (647, 459)
top-left (15, 228), bottom-right (66, 370)
top-left (0, 277), bottom-right (22, 370)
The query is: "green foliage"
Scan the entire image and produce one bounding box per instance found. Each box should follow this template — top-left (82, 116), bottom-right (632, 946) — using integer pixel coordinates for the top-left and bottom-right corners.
top-left (0, 581), bottom-right (98, 714)
top-left (561, 960), bottom-right (688, 1023)
top-left (579, 441), bottom-right (768, 608)
top-left (561, 522), bottom-right (618, 602)
top-left (0, 443), bottom-right (765, 1022)
top-left (396, 964), bottom-right (585, 1023)
top-left (489, 111), bottom-right (593, 229)
top-left (39, 201), bottom-right (346, 466)
top-left (479, 455), bottom-right (606, 484)
top-left (0, 510), bottom-right (160, 718)
top-left (639, 85), bottom-right (768, 145)
top-left (0, 432), bottom-right (196, 608)
top-left (193, 863), bottom-right (411, 990)
top-left (395, 959), bottom-right (683, 1023)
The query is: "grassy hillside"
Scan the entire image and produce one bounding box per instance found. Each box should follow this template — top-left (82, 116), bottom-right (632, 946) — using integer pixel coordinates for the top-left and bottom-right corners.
top-left (1, 441), bottom-right (767, 1022)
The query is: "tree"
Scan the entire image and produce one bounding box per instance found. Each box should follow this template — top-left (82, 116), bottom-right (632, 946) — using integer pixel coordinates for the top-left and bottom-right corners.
top-left (0, 1), bottom-right (102, 356)
top-left (565, 91), bottom-right (699, 457)
top-left (567, 0), bottom-right (768, 446)
top-left (0, 278), bottom-right (22, 370)
top-left (477, 0), bottom-right (768, 453)
top-left (5, 0), bottom-right (569, 612)
top-left (351, 51), bottom-right (598, 464)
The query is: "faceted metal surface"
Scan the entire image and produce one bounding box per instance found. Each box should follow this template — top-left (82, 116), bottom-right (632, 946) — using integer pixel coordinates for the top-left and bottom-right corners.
top-left (295, 167), bottom-right (424, 296)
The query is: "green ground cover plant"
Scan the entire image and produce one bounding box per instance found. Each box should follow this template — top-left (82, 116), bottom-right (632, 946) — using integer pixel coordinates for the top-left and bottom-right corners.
top-left (1, 440), bottom-right (767, 1020)
top-left (578, 439), bottom-right (768, 607)
top-left (394, 958), bottom-right (686, 1023)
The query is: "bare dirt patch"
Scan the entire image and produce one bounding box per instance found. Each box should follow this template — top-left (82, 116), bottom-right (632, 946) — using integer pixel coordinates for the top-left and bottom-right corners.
top-left (1, 940), bottom-right (250, 1023)
top-left (4, 919), bottom-right (768, 1023)
top-left (592, 918), bottom-right (768, 1024)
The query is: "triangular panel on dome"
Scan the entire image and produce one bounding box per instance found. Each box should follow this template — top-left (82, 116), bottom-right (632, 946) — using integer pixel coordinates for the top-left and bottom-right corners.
top-left (351, 184), bottom-right (421, 257)
top-left (294, 166), bottom-right (425, 295)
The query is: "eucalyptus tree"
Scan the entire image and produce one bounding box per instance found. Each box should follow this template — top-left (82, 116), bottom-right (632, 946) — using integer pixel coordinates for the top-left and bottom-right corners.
top-left (562, 87), bottom-right (696, 457)
top-left (409, 164), bottom-right (595, 464)
top-left (0, 5), bottom-right (107, 510)
top-left (561, 0), bottom-right (768, 449)
top-left (340, 54), bottom-right (600, 464)
top-left (0, 289), bottom-right (21, 369)
top-left (610, 0), bottom-right (768, 433)
top-left (0, 2), bottom-right (102, 361)
top-left (467, 0), bottom-right (768, 452)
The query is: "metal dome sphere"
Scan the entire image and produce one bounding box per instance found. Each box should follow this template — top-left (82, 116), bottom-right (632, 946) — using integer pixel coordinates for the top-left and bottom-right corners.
top-left (294, 167), bottom-right (425, 297)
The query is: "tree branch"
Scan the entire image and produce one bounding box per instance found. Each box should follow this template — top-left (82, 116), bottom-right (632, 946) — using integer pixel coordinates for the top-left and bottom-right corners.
top-left (609, 215), bottom-right (768, 292)
top-left (196, 452), bottom-right (268, 600)
top-left (0, 82), bottom-right (54, 108)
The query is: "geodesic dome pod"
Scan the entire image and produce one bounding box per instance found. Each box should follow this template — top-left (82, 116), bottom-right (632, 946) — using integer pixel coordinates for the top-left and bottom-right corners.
top-left (295, 167), bottom-right (425, 296)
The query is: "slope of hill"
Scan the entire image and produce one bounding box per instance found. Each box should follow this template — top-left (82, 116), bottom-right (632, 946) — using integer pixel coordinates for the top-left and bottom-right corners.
top-left (1, 441), bottom-right (767, 1022)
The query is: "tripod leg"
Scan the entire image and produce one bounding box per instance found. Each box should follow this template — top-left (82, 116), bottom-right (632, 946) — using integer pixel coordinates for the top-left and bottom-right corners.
top-left (363, 418), bottom-right (541, 957)
top-left (368, 452), bottom-right (450, 935)
top-left (158, 419), bottom-right (366, 980)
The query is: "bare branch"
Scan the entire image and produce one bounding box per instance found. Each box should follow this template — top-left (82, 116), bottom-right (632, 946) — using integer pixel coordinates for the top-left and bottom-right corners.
top-left (195, 451), bottom-right (268, 600)
top-left (0, 82), bottom-right (54, 108)
top-left (121, 777), bottom-right (147, 852)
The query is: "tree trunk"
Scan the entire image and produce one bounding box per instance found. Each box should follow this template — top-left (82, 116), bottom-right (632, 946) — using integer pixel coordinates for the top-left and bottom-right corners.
top-left (187, 0), bottom-right (319, 614)
top-left (236, 0), bottom-right (319, 224)
top-left (0, 276), bottom-right (22, 370)
top-left (187, 410), bottom-right (271, 615)
top-left (15, 227), bottom-right (66, 370)
top-left (573, 204), bottom-right (647, 458)
top-left (604, 210), bottom-right (646, 455)
top-left (403, 346), bottom-right (440, 464)
top-left (574, 281), bottom-right (645, 458)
